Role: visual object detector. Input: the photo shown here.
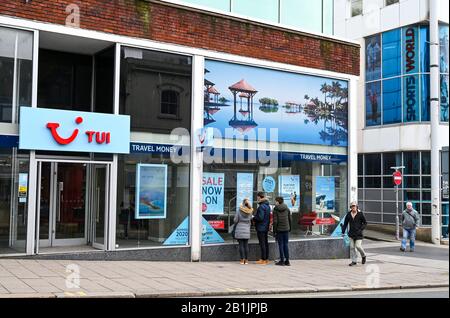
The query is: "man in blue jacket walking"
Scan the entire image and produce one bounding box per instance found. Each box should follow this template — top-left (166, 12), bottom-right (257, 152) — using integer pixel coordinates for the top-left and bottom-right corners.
top-left (254, 192), bottom-right (271, 265)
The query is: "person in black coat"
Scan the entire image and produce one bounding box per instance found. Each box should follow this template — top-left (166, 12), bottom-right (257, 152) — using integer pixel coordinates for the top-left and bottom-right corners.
top-left (254, 192), bottom-right (271, 265)
top-left (341, 201), bottom-right (368, 266)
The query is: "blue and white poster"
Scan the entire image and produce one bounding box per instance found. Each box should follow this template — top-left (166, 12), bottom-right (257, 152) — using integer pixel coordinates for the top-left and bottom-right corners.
top-left (236, 173), bottom-right (254, 212)
top-left (163, 217), bottom-right (225, 245)
top-left (135, 164), bottom-right (167, 219)
top-left (278, 175), bottom-right (300, 212)
top-left (202, 173), bottom-right (225, 215)
top-left (315, 177), bottom-right (335, 213)
top-left (262, 176), bottom-right (276, 193)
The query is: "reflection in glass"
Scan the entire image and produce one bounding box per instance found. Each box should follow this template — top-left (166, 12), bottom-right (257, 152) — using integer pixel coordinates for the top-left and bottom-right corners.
top-left (366, 35), bottom-right (381, 82)
top-left (366, 82), bottom-right (381, 126)
top-left (382, 29), bottom-right (402, 78)
top-left (383, 78), bottom-right (402, 124)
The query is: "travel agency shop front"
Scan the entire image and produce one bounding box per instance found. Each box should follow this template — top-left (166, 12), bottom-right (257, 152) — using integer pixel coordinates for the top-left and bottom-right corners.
top-left (0, 0), bottom-right (360, 261)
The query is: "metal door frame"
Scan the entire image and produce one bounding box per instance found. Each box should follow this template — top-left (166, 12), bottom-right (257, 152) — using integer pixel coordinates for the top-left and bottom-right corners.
top-left (35, 158), bottom-right (112, 254)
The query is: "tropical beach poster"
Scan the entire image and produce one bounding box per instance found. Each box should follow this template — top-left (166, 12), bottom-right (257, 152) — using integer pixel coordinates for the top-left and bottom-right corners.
top-left (135, 164), bottom-right (168, 219)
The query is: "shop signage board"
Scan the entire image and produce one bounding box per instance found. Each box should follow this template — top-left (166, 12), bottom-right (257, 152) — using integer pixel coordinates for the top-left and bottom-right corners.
top-left (315, 177), bottom-right (336, 213)
top-left (236, 173), bottom-right (254, 212)
top-left (202, 173), bottom-right (225, 215)
top-left (278, 175), bottom-right (300, 212)
top-left (130, 143), bottom-right (184, 155)
top-left (163, 217), bottom-right (225, 245)
top-left (19, 107), bottom-right (130, 154)
top-left (135, 164), bottom-right (168, 220)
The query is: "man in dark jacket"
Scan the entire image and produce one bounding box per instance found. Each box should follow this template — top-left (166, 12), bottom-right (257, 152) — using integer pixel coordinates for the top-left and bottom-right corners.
top-left (341, 201), bottom-right (368, 266)
top-left (273, 197), bottom-right (292, 266)
top-left (254, 192), bottom-right (271, 265)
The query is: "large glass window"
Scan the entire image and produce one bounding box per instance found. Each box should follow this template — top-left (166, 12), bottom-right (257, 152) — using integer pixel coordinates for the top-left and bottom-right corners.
top-left (0, 27), bottom-right (33, 123)
top-left (120, 47), bottom-right (192, 133)
top-left (116, 153), bottom-right (190, 249)
top-left (0, 149), bottom-right (29, 254)
top-left (403, 75), bottom-right (420, 122)
top-left (421, 75), bottom-right (430, 121)
top-left (366, 81), bottom-right (382, 126)
top-left (441, 75), bottom-right (449, 122)
top-left (351, 0), bottom-right (363, 17)
top-left (420, 26), bottom-right (430, 73)
top-left (365, 154), bottom-right (381, 176)
top-left (280, 0), bottom-right (322, 34)
top-left (383, 78), bottom-right (402, 124)
top-left (404, 152), bottom-right (420, 175)
top-left (233, 0), bottom-right (279, 23)
top-left (383, 152), bottom-right (402, 175)
top-left (366, 35), bottom-right (382, 82)
top-left (382, 29), bottom-right (402, 79)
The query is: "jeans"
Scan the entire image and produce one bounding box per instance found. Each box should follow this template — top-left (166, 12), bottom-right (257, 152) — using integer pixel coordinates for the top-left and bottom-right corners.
top-left (276, 231), bottom-right (290, 262)
top-left (257, 231), bottom-right (269, 260)
top-left (401, 228), bottom-right (416, 251)
top-left (350, 238), bottom-right (366, 263)
top-left (238, 239), bottom-right (249, 260)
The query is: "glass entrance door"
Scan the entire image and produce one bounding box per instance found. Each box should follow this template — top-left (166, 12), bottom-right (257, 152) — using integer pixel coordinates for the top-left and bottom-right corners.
top-left (91, 164), bottom-right (109, 250)
top-left (38, 162), bottom-right (87, 248)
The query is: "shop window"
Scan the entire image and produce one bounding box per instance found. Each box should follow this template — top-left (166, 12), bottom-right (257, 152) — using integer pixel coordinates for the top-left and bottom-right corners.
top-left (383, 78), bottom-right (402, 124)
top-left (421, 152), bottom-right (431, 175)
top-left (440, 25), bottom-right (449, 74)
top-left (120, 47), bottom-right (192, 133)
top-left (366, 35), bottom-right (382, 82)
top-left (365, 81), bottom-right (382, 126)
top-left (403, 75), bottom-right (420, 123)
top-left (383, 152), bottom-right (402, 175)
top-left (420, 26), bottom-right (430, 73)
top-left (233, 0), bottom-right (279, 24)
top-left (404, 190), bottom-right (420, 202)
top-left (441, 75), bottom-right (449, 123)
top-left (38, 49), bottom-right (92, 112)
top-left (382, 29), bottom-right (402, 79)
top-left (160, 89), bottom-right (180, 118)
top-left (351, 0), bottom-right (363, 17)
top-left (421, 75), bottom-right (430, 121)
top-left (0, 27), bottom-right (33, 123)
top-left (358, 154), bottom-right (364, 175)
top-left (404, 152), bottom-right (420, 175)
top-left (94, 46), bottom-right (115, 114)
top-left (116, 153), bottom-right (190, 249)
top-left (365, 177), bottom-right (381, 189)
top-left (403, 176), bottom-right (420, 189)
top-left (364, 153), bottom-right (381, 175)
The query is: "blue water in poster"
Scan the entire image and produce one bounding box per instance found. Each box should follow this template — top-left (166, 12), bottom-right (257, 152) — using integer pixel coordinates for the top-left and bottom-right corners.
top-left (204, 60), bottom-right (348, 147)
top-left (315, 177), bottom-right (335, 213)
top-left (163, 217), bottom-right (225, 245)
top-left (202, 173), bottom-right (225, 215)
top-left (136, 164), bottom-right (167, 219)
top-left (278, 175), bottom-right (300, 212)
top-left (236, 173), bottom-right (254, 212)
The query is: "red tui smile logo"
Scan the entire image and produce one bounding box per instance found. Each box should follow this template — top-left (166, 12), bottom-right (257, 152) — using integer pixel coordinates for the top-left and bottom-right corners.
top-left (46, 116), bottom-right (111, 146)
top-left (46, 117), bottom-right (83, 145)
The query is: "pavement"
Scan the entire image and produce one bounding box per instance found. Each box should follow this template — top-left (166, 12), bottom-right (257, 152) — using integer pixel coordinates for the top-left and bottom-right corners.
top-left (0, 240), bottom-right (448, 298)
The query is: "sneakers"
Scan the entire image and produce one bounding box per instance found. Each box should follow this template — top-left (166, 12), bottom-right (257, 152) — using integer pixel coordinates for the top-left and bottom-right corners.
top-left (400, 247), bottom-right (406, 252)
top-left (244, 259), bottom-right (249, 265)
top-left (240, 259), bottom-right (245, 265)
top-left (255, 259), bottom-right (266, 265)
top-left (349, 262), bottom-right (357, 266)
top-left (284, 260), bottom-right (291, 266)
top-left (275, 260), bottom-right (285, 266)
top-left (264, 260), bottom-right (270, 265)
top-left (362, 256), bottom-right (367, 265)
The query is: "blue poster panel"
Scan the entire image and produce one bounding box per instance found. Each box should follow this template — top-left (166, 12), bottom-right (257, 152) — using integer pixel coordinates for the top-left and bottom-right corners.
top-left (383, 77), bottom-right (402, 124)
top-left (382, 29), bottom-right (402, 78)
top-left (442, 75), bottom-right (449, 122)
top-left (366, 34), bottom-right (381, 81)
top-left (204, 60), bottom-right (348, 147)
top-left (278, 175), bottom-right (300, 213)
top-left (366, 81), bottom-right (381, 126)
top-left (202, 173), bottom-right (225, 215)
top-left (315, 177), bottom-right (335, 213)
top-left (262, 176), bottom-right (276, 193)
top-left (163, 217), bottom-right (225, 245)
top-left (440, 25), bottom-right (449, 74)
top-left (421, 75), bottom-right (430, 121)
top-left (236, 173), bottom-right (254, 212)
top-left (135, 164), bottom-right (167, 220)
top-left (403, 75), bottom-right (420, 122)
top-left (403, 26), bottom-right (419, 75)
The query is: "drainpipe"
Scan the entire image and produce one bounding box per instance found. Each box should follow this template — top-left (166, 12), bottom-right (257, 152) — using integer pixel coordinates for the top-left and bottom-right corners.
top-left (430, 0), bottom-right (441, 245)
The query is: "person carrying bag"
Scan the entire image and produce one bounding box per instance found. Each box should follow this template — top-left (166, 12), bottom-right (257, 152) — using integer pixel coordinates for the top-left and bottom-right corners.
top-left (233, 198), bottom-right (253, 265)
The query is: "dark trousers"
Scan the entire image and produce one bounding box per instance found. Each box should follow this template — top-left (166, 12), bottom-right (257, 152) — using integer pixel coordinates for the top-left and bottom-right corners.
top-left (238, 239), bottom-right (249, 260)
top-left (277, 231), bottom-right (290, 261)
top-left (257, 231), bottom-right (269, 260)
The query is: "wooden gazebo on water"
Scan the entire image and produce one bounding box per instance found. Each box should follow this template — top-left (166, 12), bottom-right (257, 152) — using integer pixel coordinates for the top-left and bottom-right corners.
top-left (228, 79), bottom-right (258, 133)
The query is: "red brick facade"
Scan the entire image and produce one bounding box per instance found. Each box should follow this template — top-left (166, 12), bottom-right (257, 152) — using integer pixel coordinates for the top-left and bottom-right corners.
top-left (0, 0), bottom-right (360, 76)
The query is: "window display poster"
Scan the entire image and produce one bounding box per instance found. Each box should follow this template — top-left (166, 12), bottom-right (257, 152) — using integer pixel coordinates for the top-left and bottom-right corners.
top-left (315, 177), bottom-right (335, 213)
top-left (278, 175), bottom-right (300, 212)
top-left (202, 173), bottom-right (225, 215)
top-left (262, 176), bottom-right (276, 193)
top-left (135, 164), bottom-right (167, 219)
top-left (163, 217), bottom-right (225, 245)
top-left (18, 173), bottom-right (28, 203)
top-left (236, 173), bottom-right (254, 212)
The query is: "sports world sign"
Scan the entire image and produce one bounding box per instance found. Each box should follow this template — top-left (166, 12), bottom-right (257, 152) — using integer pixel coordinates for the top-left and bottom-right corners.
top-left (403, 26), bottom-right (419, 122)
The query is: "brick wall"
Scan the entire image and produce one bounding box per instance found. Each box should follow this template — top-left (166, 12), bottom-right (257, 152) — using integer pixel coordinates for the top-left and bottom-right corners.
top-left (0, 0), bottom-right (360, 76)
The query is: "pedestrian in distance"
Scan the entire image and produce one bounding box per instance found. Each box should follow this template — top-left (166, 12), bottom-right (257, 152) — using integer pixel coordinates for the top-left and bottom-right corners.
top-left (234, 198), bottom-right (253, 265)
top-left (254, 192), bottom-right (271, 265)
top-left (341, 201), bottom-right (368, 266)
top-left (273, 196), bottom-right (292, 266)
top-left (400, 202), bottom-right (420, 253)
